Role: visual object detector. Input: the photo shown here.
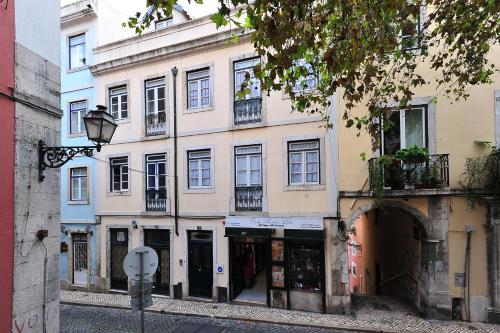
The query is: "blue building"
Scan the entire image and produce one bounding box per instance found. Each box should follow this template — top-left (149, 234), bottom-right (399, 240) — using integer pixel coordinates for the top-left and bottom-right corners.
top-left (59, 1), bottom-right (98, 290)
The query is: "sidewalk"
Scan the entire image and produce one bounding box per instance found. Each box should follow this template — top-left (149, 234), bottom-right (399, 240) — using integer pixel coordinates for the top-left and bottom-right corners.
top-left (60, 290), bottom-right (499, 333)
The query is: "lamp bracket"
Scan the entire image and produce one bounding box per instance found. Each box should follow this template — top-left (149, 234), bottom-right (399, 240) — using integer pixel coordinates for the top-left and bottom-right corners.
top-left (38, 140), bottom-right (99, 182)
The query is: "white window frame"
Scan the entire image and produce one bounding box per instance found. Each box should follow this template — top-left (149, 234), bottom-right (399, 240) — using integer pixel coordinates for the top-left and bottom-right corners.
top-left (292, 59), bottom-right (318, 93)
top-left (155, 18), bottom-right (173, 30)
top-left (401, 8), bottom-right (423, 50)
top-left (235, 145), bottom-right (262, 187)
top-left (288, 140), bottom-right (320, 185)
top-left (187, 69), bottom-right (211, 110)
top-left (146, 153), bottom-right (167, 191)
top-left (69, 33), bottom-right (86, 69)
top-left (110, 157), bottom-right (129, 192)
top-left (187, 150), bottom-right (211, 189)
top-left (69, 100), bottom-right (87, 134)
top-left (70, 167), bottom-right (88, 201)
top-left (234, 57), bottom-right (261, 100)
top-left (109, 86), bottom-right (128, 120)
top-left (145, 78), bottom-right (166, 116)
top-left (381, 106), bottom-right (427, 154)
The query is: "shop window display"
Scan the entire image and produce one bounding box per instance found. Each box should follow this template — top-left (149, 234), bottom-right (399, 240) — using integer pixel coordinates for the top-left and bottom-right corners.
top-left (289, 242), bottom-right (322, 292)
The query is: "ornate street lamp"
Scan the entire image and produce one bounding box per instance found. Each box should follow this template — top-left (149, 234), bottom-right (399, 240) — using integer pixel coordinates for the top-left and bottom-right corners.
top-left (38, 105), bottom-right (117, 181)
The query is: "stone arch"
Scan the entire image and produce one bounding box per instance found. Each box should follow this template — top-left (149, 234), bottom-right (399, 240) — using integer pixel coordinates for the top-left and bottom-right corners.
top-left (345, 200), bottom-right (430, 240)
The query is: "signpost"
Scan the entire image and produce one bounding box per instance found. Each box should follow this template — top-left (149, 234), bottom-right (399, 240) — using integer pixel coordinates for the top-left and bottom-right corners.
top-left (123, 246), bottom-right (158, 333)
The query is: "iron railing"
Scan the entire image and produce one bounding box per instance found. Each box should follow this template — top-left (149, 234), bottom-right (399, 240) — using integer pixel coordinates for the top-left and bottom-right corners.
top-left (235, 186), bottom-right (263, 211)
top-left (146, 189), bottom-right (167, 211)
top-left (146, 113), bottom-right (167, 136)
top-left (234, 98), bottom-right (262, 125)
top-left (368, 154), bottom-right (449, 191)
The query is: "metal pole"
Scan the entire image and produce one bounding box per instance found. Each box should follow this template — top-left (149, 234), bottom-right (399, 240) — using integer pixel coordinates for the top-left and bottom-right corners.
top-left (139, 250), bottom-right (145, 333)
top-left (172, 67), bottom-right (179, 236)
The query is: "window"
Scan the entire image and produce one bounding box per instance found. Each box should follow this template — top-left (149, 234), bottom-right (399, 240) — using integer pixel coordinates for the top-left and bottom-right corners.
top-left (146, 78), bottom-right (166, 116)
top-left (292, 59), bottom-right (318, 92)
top-left (188, 150), bottom-right (211, 189)
top-left (382, 106), bottom-right (427, 155)
top-left (69, 33), bottom-right (86, 69)
top-left (70, 167), bottom-right (88, 201)
top-left (352, 263), bottom-right (357, 277)
top-left (70, 100), bottom-right (87, 134)
top-left (234, 57), bottom-right (261, 100)
top-left (235, 145), bottom-right (262, 187)
top-left (110, 157), bottom-right (129, 192)
top-left (155, 18), bottom-right (173, 30)
top-left (109, 86), bottom-right (128, 120)
top-left (146, 154), bottom-right (167, 211)
top-left (401, 10), bottom-right (422, 49)
top-left (288, 140), bottom-right (320, 185)
top-left (146, 154), bottom-right (167, 191)
top-left (187, 69), bottom-right (210, 109)
top-left (235, 145), bottom-right (263, 211)
top-left (289, 240), bottom-right (322, 292)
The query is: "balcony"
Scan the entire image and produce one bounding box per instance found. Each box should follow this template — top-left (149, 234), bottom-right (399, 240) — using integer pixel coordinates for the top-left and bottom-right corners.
top-left (146, 113), bottom-right (167, 136)
top-left (234, 98), bottom-right (262, 125)
top-left (368, 154), bottom-right (449, 191)
top-left (146, 189), bottom-right (167, 211)
top-left (235, 186), bottom-right (263, 211)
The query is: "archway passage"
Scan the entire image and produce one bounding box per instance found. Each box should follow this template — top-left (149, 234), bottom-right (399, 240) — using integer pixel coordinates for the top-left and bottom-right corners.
top-left (347, 207), bottom-right (428, 313)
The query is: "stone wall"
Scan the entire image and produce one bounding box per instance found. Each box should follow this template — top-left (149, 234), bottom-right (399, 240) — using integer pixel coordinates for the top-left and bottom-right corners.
top-left (12, 43), bottom-right (61, 333)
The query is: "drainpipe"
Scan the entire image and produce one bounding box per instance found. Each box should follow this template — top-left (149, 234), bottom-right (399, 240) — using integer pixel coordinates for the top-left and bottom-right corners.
top-left (172, 67), bottom-right (179, 236)
top-left (464, 225), bottom-right (474, 321)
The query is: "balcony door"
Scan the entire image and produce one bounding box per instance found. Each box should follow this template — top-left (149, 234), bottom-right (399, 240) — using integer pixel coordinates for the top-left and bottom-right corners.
top-left (382, 106), bottom-right (427, 155)
top-left (145, 78), bottom-right (166, 136)
top-left (146, 153), bottom-right (167, 211)
top-left (235, 145), bottom-right (262, 211)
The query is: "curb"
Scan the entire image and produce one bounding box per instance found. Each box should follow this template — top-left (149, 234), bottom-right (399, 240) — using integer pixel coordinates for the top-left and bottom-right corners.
top-left (61, 301), bottom-right (400, 333)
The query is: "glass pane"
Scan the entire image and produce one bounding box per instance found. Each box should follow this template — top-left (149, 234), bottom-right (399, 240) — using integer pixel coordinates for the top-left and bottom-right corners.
top-left (250, 155), bottom-right (260, 170)
top-left (202, 177), bottom-right (210, 186)
top-left (383, 111), bottom-right (401, 155)
top-left (236, 156), bottom-right (247, 172)
top-left (290, 152), bottom-right (302, 163)
top-left (147, 164), bottom-right (156, 175)
top-left (250, 170), bottom-right (261, 185)
top-left (291, 163), bottom-right (302, 173)
top-left (306, 151), bottom-right (318, 163)
top-left (158, 99), bottom-right (165, 112)
top-left (201, 168), bottom-right (210, 178)
top-left (201, 159), bottom-right (210, 169)
top-left (71, 112), bottom-right (78, 133)
top-left (122, 181), bottom-right (129, 190)
top-left (146, 89), bottom-right (155, 102)
top-left (306, 162), bottom-right (318, 172)
top-left (158, 176), bottom-right (166, 188)
top-left (405, 108), bottom-right (425, 148)
top-left (81, 178), bottom-right (88, 200)
top-left (291, 173), bottom-right (302, 184)
top-left (147, 101), bottom-right (155, 114)
top-left (147, 175), bottom-right (156, 188)
top-left (71, 178), bottom-right (80, 199)
top-left (189, 178), bottom-right (198, 187)
top-left (236, 170), bottom-right (246, 186)
top-left (158, 163), bottom-right (166, 175)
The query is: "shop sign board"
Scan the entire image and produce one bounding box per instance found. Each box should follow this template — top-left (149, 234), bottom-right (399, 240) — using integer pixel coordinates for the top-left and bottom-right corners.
top-left (225, 217), bottom-right (323, 230)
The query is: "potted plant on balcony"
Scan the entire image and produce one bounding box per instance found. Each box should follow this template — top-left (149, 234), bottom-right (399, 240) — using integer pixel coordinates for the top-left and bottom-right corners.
top-left (395, 145), bottom-right (429, 164)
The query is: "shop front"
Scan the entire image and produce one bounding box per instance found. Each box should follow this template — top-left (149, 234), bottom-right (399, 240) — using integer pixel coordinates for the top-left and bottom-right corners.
top-left (225, 217), bottom-right (326, 313)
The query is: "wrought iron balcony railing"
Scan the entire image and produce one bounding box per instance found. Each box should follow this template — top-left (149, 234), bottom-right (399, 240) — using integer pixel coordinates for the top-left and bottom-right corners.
top-left (235, 186), bottom-right (263, 211)
top-left (234, 98), bottom-right (262, 125)
top-left (368, 154), bottom-right (449, 191)
top-left (146, 189), bottom-right (167, 211)
top-left (146, 113), bottom-right (167, 136)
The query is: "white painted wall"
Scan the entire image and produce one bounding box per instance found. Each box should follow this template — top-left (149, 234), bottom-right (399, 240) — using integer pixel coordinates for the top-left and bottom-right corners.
top-left (16, 0), bottom-right (61, 66)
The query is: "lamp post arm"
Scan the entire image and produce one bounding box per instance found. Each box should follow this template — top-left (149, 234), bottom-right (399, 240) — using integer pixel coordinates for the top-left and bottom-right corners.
top-left (38, 140), bottom-right (100, 181)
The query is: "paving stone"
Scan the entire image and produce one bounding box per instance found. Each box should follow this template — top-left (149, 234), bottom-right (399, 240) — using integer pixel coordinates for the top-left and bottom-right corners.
top-left (60, 290), bottom-right (500, 333)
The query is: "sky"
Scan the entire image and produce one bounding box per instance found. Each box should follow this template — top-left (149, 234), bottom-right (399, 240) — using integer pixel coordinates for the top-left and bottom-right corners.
top-left (177, 0), bottom-right (220, 19)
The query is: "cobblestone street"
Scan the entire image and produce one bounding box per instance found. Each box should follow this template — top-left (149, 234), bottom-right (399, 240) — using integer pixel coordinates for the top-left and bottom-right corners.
top-left (60, 304), bottom-right (347, 333)
top-left (61, 291), bottom-right (500, 333)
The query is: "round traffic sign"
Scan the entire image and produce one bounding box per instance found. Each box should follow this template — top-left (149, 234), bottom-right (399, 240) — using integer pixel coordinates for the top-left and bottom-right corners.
top-left (123, 246), bottom-right (159, 281)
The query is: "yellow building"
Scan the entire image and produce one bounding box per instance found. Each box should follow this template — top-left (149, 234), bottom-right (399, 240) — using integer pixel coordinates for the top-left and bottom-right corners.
top-left (91, 8), bottom-right (337, 314)
top-left (87, 5), bottom-right (500, 322)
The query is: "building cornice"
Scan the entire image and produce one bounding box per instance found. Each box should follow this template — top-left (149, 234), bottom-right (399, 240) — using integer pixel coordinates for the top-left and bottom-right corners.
top-left (90, 28), bottom-right (250, 75)
top-left (60, 0), bottom-right (96, 25)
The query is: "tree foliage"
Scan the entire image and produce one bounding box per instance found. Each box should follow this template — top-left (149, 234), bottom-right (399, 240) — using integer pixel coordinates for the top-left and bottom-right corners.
top-left (129, 0), bottom-right (500, 147)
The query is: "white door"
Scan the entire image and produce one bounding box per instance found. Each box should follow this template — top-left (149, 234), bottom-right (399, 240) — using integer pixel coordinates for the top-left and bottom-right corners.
top-left (73, 234), bottom-right (88, 286)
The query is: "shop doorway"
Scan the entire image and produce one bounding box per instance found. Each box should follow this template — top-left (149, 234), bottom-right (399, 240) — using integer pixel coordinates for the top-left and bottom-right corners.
top-left (72, 233), bottom-right (88, 286)
top-left (110, 228), bottom-right (128, 290)
top-left (188, 231), bottom-right (213, 298)
top-left (230, 237), bottom-right (269, 305)
top-left (144, 229), bottom-right (170, 296)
